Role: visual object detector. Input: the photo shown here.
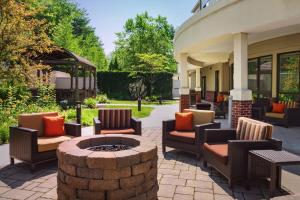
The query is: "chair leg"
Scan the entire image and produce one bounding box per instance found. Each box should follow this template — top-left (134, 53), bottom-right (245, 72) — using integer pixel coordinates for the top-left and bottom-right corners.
top-left (30, 164), bottom-right (36, 172)
top-left (203, 160), bottom-right (207, 168)
top-left (228, 179), bottom-right (233, 188)
top-left (162, 144), bottom-right (166, 154)
top-left (10, 157), bottom-right (14, 165)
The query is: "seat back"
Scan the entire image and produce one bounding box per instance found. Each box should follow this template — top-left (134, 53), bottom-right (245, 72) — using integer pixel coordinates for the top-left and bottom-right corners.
top-left (18, 112), bottom-right (58, 137)
top-left (99, 109), bottom-right (131, 129)
top-left (236, 117), bottom-right (273, 140)
top-left (278, 100), bottom-right (299, 109)
top-left (183, 109), bottom-right (215, 126)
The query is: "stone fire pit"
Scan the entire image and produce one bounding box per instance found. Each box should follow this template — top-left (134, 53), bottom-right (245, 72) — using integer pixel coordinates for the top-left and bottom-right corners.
top-left (57, 135), bottom-right (158, 200)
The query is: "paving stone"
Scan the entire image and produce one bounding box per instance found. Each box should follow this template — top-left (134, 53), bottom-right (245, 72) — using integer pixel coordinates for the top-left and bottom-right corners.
top-left (214, 194), bottom-right (234, 200)
top-left (158, 169), bottom-right (180, 176)
top-left (26, 192), bottom-right (44, 200)
top-left (179, 171), bottom-right (195, 179)
top-left (186, 180), bottom-right (212, 189)
top-left (175, 186), bottom-right (194, 195)
top-left (1, 189), bottom-right (35, 200)
top-left (213, 183), bottom-right (233, 195)
top-left (158, 184), bottom-right (176, 198)
top-left (194, 192), bottom-right (214, 200)
top-left (160, 178), bottom-right (186, 186)
top-left (173, 193), bottom-right (193, 200)
top-left (0, 188), bottom-right (10, 195)
top-left (160, 164), bottom-right (174, 169)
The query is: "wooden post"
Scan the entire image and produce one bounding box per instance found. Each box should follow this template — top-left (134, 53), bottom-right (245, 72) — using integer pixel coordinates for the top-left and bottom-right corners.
top-left (89, 70), bottom-right (92, 96)
top-left (70, 67), bottom-right (74, 90)
top-left (83, 66), bottom-right (86, 99)
top-left (94, 69), bottom-right (97, 96)
top-left (75, 65), bottom-right (79, 102)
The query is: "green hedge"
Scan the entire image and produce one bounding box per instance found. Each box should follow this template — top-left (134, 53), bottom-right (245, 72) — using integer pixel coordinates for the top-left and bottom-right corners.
top-left (97, 71), bottom-right (173, 100)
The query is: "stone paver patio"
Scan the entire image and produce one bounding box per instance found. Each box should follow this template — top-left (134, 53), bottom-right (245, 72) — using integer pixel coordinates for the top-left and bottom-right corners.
top-left (0, 127), bottom-right (299, 200)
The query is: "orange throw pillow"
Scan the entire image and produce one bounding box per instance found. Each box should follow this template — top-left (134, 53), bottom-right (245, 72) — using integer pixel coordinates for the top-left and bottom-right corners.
top-left (272, 103), bottom-right (285, 113)
top-left (43, 116), bottom-right (65, 137)
top-left (175, 112), bottom-right (193, 131)
top-left (217, 95), bottom-right (224, 103)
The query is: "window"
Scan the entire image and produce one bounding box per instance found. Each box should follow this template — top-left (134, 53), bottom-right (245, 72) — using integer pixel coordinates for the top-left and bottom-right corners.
top-left (248, 56), bottom-right (272, 99)
top-left (278, 52), bottom-right (300, 101)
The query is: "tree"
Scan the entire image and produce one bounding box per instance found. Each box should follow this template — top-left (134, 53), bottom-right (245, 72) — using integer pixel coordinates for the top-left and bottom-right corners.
top-left (35, 0), bottom-right (108, 71)
top-left (109, 57), bottom-right (120, 71)
top-left (113, 12), bottom-right (176, 72)
top-left (0, 0), bottom-right (53, 86)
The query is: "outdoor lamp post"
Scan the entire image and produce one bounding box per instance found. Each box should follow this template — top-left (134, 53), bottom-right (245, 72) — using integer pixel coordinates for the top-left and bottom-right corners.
top-left (76, 101), bottom-right (81, 124)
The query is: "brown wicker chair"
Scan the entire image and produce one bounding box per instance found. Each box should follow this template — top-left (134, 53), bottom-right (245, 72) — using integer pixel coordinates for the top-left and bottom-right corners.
top-left (162, 109), bottom-right (221, 158)
top-left (264, 100), bottom-right (300, 128)
top-left (94, 108), bottom-right (141, 135)
top-left (202, 117), bottom-right (282, 187)
top-left (9, 112), bottom-right (81, 170)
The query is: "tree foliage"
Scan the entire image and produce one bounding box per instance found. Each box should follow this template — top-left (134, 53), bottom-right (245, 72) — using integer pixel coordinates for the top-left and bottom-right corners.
top-left (0, 0), bottom-right (53, 86)
top-left (113, 12), bottom-right (176, 72)
top-left (35, 0), bottom-right (108, 71)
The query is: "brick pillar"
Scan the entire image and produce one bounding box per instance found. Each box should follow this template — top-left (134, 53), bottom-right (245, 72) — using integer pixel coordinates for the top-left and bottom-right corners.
top-left (195, 91), bottom-right (201, 103)
top-left (232, 100), bottom-right (252, 128)
top-left (180, 95), bottom-right (190, 112)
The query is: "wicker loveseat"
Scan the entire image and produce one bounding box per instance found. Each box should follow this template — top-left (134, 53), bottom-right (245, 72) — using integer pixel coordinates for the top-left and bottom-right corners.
top-left (264, 100), bottom-right (300, 127)
top-left (162, 109), bottom-right (220, 158)
top-left (9, 112), bottom-right (81, 170)
top-left (94, 108), bottom-right (141, 135)
top-left (203, 117), bottom-right (282, 187)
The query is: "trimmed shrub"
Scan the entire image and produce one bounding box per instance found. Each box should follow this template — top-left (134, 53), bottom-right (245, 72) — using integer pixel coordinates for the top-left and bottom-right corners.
top-left (97, 71), bottom-right (173, 100)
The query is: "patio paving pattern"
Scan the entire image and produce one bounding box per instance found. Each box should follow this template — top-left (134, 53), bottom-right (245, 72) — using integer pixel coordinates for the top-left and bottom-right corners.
top-left (0, 127), bottom-right (299, 200)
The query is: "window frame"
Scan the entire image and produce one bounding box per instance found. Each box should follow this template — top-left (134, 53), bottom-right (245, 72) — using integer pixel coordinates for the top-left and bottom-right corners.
top-left (277, 51), bottom-right (300, 100)
top-left (248, 55), bottom-right (273, 99)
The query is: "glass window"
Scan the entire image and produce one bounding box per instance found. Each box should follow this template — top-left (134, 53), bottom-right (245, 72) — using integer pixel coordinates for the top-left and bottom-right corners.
top-left (248, 56), bottom-right (272, 99)
top-left (279, 52), bottom-right (299, 93)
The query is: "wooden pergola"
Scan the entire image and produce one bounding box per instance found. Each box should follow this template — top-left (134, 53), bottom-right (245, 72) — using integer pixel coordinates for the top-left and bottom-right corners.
top-left (34, 48), bottom-right (97, 104)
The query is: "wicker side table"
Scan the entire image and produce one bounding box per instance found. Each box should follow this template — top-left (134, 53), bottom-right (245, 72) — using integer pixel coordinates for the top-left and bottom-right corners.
top-left (247, 150), bottom-right (300, 197)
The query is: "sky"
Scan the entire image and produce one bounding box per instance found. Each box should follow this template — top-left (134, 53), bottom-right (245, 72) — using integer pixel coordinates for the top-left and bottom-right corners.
top-left (72, 0), bottom-right (196, 55)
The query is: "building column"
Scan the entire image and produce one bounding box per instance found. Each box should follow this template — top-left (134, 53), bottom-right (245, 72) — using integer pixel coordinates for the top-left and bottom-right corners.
top-left (179, 54), bottom-right (190, 112)
top-left (230, 33), bottom-right (252, 128)
top-left (195, 68), bottom-right (201, 103)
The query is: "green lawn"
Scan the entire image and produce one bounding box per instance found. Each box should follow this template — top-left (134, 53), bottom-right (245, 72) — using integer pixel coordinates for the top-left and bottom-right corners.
top-left (64, 105), bottom-right (154, 126)
top-left (109, 99), bottom-right (178, 105)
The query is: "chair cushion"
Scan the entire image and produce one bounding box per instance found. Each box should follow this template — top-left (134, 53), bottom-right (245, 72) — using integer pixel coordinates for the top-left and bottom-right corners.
top-left (183, 109), bottom-right (215, 126)
top-left (18, 112), bottom-right (58, 137)
top-left (99, 109), bottom-right (131, 129)
top-left (265, 112), bottom-right (285, 119)
top-left (101, 129), bottom-right (136, 135)
top-left (43, 116), bottom-right (65, 137)
top-left (272, 103), bottom-right (285, 113)
top-left (38, 135), bottom-right (74, 152)
top-left (175, 112), bottom-right (193, 131)
top-left (168, 131), bottom-right (195, 144)
top-left (203, 143), bottom-right (228, 164)
top-left (236, 117), bottom-right (273, 140)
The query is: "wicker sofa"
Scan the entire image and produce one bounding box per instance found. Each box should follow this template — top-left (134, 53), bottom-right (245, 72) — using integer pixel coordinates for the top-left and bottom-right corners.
top-left (162, 109), bottom-right (220, 158)
top-left (264, 100), bottom-right (300, 127)
top-left (94, 108), bottom-right (141, 135)
top-left (9, 112), bottom-right (81, 170)
top-left (202, 117), bottom-right (282, 187)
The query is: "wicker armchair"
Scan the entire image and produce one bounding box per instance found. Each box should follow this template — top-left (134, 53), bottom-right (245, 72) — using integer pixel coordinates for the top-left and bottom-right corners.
top-left (94, 108), bottom-right (141, 135)
top-left (203, 117), bottom-right (282, 187)
top-left (264, 100), bottom-right (300, 127)
top-left (162, 109), bottom-right (221, 158)
top-left (9, 112), bottom-right (81, 170)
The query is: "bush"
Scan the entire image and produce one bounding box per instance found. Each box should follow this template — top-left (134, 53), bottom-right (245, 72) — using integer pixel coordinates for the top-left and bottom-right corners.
top-left (83, 98), bottom-right (97, 108)
top-left (145, 95), bottom-right (160, 102)
top-left (95, 94), bottom-right (109, 103)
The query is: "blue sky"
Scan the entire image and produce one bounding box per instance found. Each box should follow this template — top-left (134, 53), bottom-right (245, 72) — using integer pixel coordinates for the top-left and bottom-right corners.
top-left (72, 0), bottom-right (196, 55)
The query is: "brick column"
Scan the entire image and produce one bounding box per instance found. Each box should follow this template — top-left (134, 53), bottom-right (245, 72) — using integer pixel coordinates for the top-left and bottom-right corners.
top-left (195, 91), bottom-right (201, 103)
top-left (232, 100), bottom-right (252, 128)
top-left (180, 94), bottom-right (190, 112)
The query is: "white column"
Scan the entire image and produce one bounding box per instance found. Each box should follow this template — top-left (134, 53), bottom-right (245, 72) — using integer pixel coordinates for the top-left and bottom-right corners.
top-left (179, 54), bottom-right (190, 95)
top-left (230, 33), bottom-right (252, 100)
top-left (195, 68), bottom-right (201, 92)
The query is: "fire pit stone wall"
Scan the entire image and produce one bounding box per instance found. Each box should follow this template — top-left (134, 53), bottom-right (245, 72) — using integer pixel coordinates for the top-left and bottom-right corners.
top-left (57, 135), bottom-right (158, 200)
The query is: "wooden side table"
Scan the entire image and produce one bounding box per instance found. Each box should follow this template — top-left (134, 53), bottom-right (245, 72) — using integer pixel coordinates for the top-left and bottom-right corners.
top-left (247, 150), bottom-right (300, 197)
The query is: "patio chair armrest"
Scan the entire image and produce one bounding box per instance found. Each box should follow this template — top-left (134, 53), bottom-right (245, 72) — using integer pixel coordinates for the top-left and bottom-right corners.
top-left (94, 117), bottom-right (101, 134)
top-left (162, 120), bottom-right (176, 135)
top-left (131, 118), bottom-right (141, 135)
top-left (285, 108), bottom-right (300, 117)
top-left (64, 122), bottom-right (81, 137)
top-left (228, 140), bottom-right (281, 153)
top-left (268, 138), bottom-right (283, 150)
top-left (9, 127), bottom-right (38, 161)
top-left (204, 129), bottom-right (236, 143)
top-left (195, 122), bottom-right (221, 144)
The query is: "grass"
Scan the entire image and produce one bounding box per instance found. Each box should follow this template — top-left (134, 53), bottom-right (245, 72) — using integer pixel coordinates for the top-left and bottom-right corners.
top-left (109, 99), bottom-right (178, 105)
top-left (64, 105), bottom-right (154, 126)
